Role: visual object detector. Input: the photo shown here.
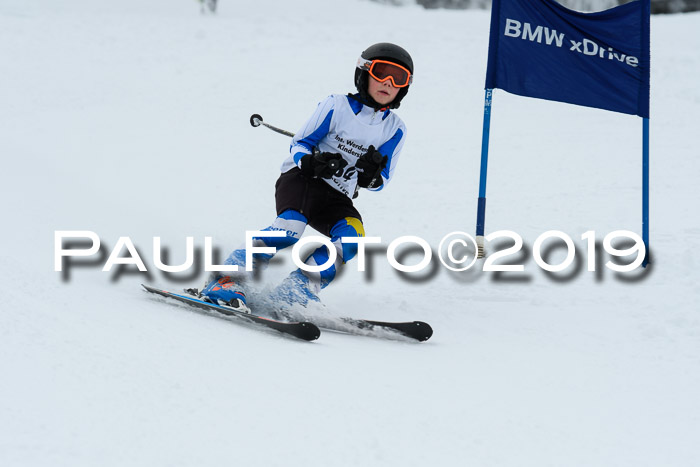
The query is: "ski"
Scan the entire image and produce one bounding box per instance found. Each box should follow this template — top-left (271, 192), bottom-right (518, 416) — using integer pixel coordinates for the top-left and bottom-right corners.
top-left (141, 284), bottom-right (321, 342)
top-left (311, 316), bottom-right (433, 342)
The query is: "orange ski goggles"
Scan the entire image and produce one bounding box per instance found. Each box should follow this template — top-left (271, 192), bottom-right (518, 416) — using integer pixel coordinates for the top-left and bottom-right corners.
top-left (357, 58), bottom-right (413, 88)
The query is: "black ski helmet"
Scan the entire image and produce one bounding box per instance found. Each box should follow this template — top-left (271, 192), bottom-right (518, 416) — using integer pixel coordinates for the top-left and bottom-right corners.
top-left (354, 42), bottom-right (414, 110)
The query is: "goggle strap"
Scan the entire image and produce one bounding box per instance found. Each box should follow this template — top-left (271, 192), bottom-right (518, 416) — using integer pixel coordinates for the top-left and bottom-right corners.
top-left (356, 57), bottom-right (372, 71)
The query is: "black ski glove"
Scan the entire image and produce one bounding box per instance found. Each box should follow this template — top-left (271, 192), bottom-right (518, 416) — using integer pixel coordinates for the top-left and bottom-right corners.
top-left (356, 146), bottom-right (388, 189)
top-left (299, 150), bottom-right (347, 179)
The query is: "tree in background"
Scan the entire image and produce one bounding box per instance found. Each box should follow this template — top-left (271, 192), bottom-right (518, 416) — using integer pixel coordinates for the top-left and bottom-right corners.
top-left (199, 0), bottom-right (217, 14)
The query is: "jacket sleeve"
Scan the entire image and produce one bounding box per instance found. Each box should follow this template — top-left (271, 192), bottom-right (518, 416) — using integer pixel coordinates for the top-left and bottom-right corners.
top-left (369, 123), bottom-right (407, 191)
top-left (289, 96), bottom-right (336, 167)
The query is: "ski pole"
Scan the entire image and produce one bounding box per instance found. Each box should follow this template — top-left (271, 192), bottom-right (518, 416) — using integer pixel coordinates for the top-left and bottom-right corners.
top-left (250, 114), bottom-right (296, 138)
top-left (249, 114), bottom-right (340, 171)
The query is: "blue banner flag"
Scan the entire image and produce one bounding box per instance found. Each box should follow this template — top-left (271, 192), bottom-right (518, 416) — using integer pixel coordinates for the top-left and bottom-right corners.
top-left (485, 0), bottom-right (650, 118)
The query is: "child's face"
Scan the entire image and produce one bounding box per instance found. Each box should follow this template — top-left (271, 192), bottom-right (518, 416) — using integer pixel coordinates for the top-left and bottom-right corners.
top-left (367, 76), bottom-right (400, 107)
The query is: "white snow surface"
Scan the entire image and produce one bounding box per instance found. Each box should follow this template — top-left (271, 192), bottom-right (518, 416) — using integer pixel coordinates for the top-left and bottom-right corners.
top-left (2, 0), bottom-right (700, 466)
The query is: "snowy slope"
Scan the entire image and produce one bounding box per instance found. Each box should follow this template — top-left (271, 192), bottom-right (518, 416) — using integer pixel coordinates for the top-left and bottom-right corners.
top-left (1, 0), bottom-right (700, 466)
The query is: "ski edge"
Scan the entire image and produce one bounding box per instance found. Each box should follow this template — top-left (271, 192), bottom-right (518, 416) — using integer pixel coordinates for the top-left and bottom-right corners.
top-left (314, 317), bottom-right (433, 342)
top-left (363, 319), bottom-right (433, 342)
top-left (141, 284), bottom-right (320, 342)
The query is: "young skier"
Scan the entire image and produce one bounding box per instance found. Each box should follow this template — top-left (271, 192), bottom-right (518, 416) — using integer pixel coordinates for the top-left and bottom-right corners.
top-left (198, 42), bottom-right (414, 312)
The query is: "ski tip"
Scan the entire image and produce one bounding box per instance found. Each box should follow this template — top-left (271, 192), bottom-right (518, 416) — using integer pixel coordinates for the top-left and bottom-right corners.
top-left (412, 321), bottom-right (433, 342)
top-left (300, 322), bottom-right (321, 341)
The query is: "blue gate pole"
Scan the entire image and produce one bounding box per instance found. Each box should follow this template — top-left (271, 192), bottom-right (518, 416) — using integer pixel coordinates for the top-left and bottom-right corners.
top-left (475, 89), bottom-right (493, 258)
top-left (642, 117), bottom-right (650, 267)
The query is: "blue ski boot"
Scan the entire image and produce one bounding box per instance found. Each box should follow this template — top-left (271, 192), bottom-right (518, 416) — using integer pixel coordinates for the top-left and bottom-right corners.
top-left (200, 275), bottom-right (250, 312)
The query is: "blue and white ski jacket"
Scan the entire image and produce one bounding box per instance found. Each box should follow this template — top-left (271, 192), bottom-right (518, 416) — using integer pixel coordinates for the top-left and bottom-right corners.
top-left (280, 94), bottom-right (407, 199)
